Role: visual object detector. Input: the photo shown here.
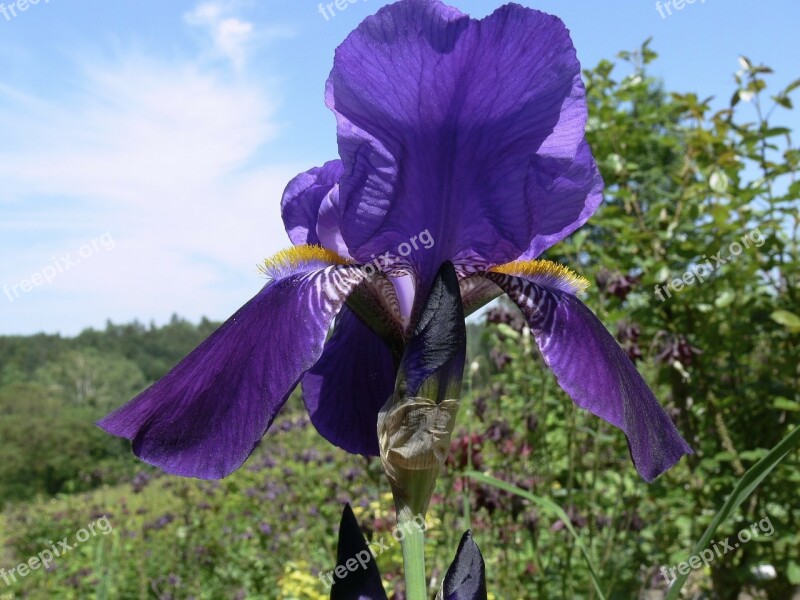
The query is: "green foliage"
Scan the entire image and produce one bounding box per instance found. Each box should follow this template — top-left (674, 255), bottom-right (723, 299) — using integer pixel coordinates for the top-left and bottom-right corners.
top-left (0, 316), bottom-right (220, 506)
top-left (0, 383), bottom-right (128, 502)
top-left (458, 40), bottom-right (800, 599)
top-left (465, 471), bottom-right (607, 600)
top-left (664, 426), bottom-right (800, 600)
top-left (0, 413), bottom-right (404, 600)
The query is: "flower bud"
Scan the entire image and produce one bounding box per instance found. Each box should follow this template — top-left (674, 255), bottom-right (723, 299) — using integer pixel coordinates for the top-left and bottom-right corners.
top-left (381, 261), bottom-right (466, 516)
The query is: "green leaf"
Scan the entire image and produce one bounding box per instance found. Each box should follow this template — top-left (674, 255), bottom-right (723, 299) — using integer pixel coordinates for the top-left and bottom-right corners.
top-left (772, 95), bottom-right (793, 109)
top-left (787, 561), bottom-right (800, 585)
top-left (773, 397), bottom-right (800, 412)
top-left (785, 77), bottom-right (800, 94)
top-left (762, 127), bottom-right (791, 138)
top-left (465, 471), bottom-right (607, 600)
top-left (496, 323), bottom-right (521, 339)
top-left (715, 290), bottom-right (735, 309)
top-left (740, 89), bottom-right (755, 102)
top-left (771, 310), bottom-right (800, 332)
top-left (739, 449), bottom-right (768, 462)
top-left (664, 426), bottom-right (800, 600)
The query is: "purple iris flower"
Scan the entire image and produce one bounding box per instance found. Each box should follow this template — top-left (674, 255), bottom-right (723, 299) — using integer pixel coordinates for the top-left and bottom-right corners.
top-left (98, 0), bottom-right (691, 482)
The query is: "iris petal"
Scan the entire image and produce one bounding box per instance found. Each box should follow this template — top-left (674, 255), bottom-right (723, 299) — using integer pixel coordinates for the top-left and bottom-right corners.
top-left (98, 260), bottom-right (367, 479)
top-left (281, 160), bottom-right (344, 248)
top-left (316, 184), bottom-right (353, 259)
top-left (327, 1), bottom-right (594, 280)
top-left (484, 272), bottom-right (693, 481)
top-left (303, 307), bottom-right (398, 456)
top-left (519, 139), bottom-right (603, 259)
top-left (459, 275), bottom-right (503, 317)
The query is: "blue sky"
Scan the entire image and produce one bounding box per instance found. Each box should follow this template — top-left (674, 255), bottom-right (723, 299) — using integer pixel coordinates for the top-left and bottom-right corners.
top-left (1, 0), bottom-right (798, 335)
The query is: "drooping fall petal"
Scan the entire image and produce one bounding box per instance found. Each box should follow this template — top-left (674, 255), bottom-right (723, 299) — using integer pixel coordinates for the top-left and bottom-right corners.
top-left (98, 250), bottom-right (365, 479)
top-left (485, 268), bottom-right (692, 481)
top-left (303, 307), bottom-right (398, 456)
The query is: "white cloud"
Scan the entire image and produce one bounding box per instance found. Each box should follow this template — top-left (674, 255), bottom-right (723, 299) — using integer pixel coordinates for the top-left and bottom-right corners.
top-left (0, 39), bottom-right (304, 334)
top-left (183, 2), bottom-right (293, 70)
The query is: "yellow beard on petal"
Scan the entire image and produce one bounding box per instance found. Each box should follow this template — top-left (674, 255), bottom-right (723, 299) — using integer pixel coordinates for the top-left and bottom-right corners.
top-left (259, 245), bottom-right (353, 281)
top-left (490, 259), bottom-right (590, 295)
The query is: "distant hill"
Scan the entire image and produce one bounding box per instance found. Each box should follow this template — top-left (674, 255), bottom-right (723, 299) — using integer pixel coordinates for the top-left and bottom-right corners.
top-left (0, 315), bottom-right (220, 506)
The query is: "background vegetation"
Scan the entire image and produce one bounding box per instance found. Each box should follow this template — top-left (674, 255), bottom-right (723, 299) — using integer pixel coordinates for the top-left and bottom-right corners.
top-left (1, 44), bottom-right (798, 599)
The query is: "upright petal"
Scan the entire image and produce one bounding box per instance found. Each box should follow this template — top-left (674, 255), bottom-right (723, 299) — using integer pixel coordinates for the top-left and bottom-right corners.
top-left (484, 268), bottom-right (692, 481)
top-left (327, 1), bottom-right (593, 280)
top-left (440, 531), bottom-right (487, 600)
top-left (520, 139), bottom-right (603, 260)
top-left (98, 248), bottom-right (366, 479)
top-left (303, 307), bottom-right (398, 456)
top-left (281, 160), bottom-right (344, 247)
top-left (316, 184), bottom-right (353, 259)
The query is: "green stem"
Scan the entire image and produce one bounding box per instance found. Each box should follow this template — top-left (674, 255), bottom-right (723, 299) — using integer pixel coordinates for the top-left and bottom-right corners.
top-left (398, 507), bottom-right (427, 600)
top-left (463, 367), bottom-right (474, 532)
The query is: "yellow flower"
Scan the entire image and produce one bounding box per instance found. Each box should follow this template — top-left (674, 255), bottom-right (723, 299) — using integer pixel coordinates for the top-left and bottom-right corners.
top-left (277, 561), bottom-right (327, 600)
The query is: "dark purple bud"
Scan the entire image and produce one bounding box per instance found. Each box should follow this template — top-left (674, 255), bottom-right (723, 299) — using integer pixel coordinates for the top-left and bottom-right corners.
top-left (441, 531), bottom-right (487, 600)
top-left (472, 396), bottom-right (487, 421)
top-left (330, 504), bottom-right (387, 600)
top-left (615, 320), bottom-right (642, 362)
top-left (485, 420), bottom-right (511, 443)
